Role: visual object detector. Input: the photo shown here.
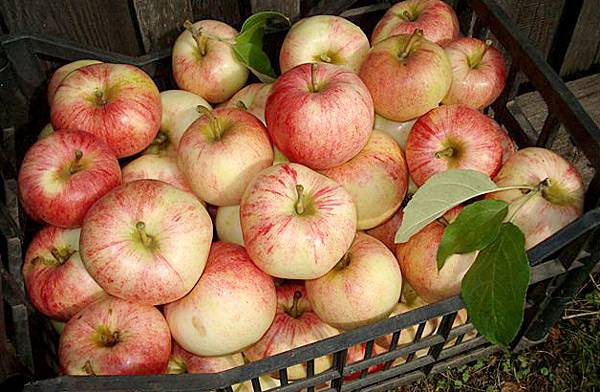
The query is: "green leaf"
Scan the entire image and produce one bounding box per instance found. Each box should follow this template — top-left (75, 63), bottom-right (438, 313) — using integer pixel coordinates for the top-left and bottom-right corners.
top-left (437, 200), bottom-right (509, 269)
top-left (461, 223), bottom-right (530, 346)
top-left (240, 11), bottom-right (290, 34)
top-left (395, 169), bottom-right (499, 243)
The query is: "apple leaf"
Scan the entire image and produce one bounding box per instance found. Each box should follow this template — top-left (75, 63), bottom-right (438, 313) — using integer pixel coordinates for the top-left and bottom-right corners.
top-left (233, 11), bottom-right (290, 83)
top-left (461, 223), bottom-right (530, 346)
top-left (395, 170), bottom-right (499, 244)
top-left (437, 200), bottom-right (509, 269)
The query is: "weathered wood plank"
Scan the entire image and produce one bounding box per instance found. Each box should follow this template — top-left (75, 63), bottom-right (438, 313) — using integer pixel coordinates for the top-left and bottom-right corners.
top-left (0, 0), bottom-right (142, 55)
top-left (250, 0), bottom-right (301, 20)
top-left (191, 0), bottom-right (248, 28)
top-left (132, 0), bottom-right (193, 53)
top-left (561, 0), bottom-right (600, 76)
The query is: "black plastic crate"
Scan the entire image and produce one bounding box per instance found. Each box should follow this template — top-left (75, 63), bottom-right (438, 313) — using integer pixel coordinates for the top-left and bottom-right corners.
top-left (1, 0), bottom-right (600, 391)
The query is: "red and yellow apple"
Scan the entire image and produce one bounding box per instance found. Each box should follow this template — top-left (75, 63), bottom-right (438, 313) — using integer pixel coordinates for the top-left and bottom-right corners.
top-left (167, 341), bottom-right (244, 374)
top-left (241, 163), bottom-right (357, 279)
top-left (365, 208), bottom-right (404, 251)
top-left (223, 83), bottom-right (272, 124)
top-left (80, 180), bottom-right (212, 305)
top-left (165, 242), bottom-right (277, 356)
top-left (47, 59), bottom-right (102, 105)
top-left (122, 154), bottom-right (192, 193)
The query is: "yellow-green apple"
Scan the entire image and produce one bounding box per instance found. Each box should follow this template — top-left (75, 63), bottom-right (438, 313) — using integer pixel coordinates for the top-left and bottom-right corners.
top-left (223, 83), bottom-right (272, 124)
top-left (122, 154), bottom-right (192, 193)
top-left (366, 208), bottom-right (404, 251)
top-left (266, 63), bottom-right (373, 170)
top-left (18, 130), bottom-right (121, 228)
top-left (38, 123), bottom-right (55, 139)
top-left (359, 30), bottom-right (452, 122)
top-left (306, 233), bottom-right (402, 329)
top-left (216, 205), bottom-right (243, 246)
top-left (165, 242), bottom-right (276, 356)
top-left (80, 180), bottom-right (212, 305)
top-left (486, 147), bottom-right (584, 249)
top-left (374, 114), bottom-right (416, 150)
top-left (371, 0), bottom-right (459, 45)
top-left (172, 20), bottom-right (248, 103)
top-left (167, 341), bottom-right (244, 374)
top-left (321, 130), bottom-right (408, 230)
top-left (58, 296), bottom-right (171, 375)
top-left (178, 107), bottom-right (273, 206)
top-left (51, 63), bottom-right (161, 158)
top-left (244, 283), bottom-right (339, 380)
top-left (47, 59), bottom-right (102, 105)
top-left (147, 90), bottom-right (212, 156)
top-left (345, 342), bottom-right (387, 380)
top-left (405, 105), bottom-right (503, 186)
top-left (396, 221), bottom-right (477, 303)
top-left (443, 37), bottom-right (507, 109)
top-left (22, 226), bottom-right (106, 321)
top-left (240, 163), bottom-right (357, 279)
top-left (279, 15), bottom-right (370, 73)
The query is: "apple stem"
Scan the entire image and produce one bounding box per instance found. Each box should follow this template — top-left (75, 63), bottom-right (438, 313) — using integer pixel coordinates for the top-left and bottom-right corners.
top-left (49, 247), bottom-right (75, 265)
top-left (197, 105), bottom-right (222, 141)
top-left (435, 146), bottom-right (455, 159)
top-left (184, 20), bottom-right (208, 56)
top-left (136, 221), bottom-right (154, 248)
top-left (94, 89), bottom-right (107, 106)
top-left (294, 184), bottom-right (305, 215)
top-left (82, 361), bottom-right (96, 375)
top-left (288, 290), bottom-right (303, 318)
top-left (310, 63), bottom-right (318, 92)
top-left (401, 10), bottom-right (414, 21)
top-left (235, 100), bottom-right (248, 111)
top-left (399, 29), bottom-right (423, 60)
top-left (506, 178), bottom-right (549, 222)
top-left (68, 149), bottom-right (84, 174)
top-left (468, 39), bottom-right (494, 69)
top-left (100, 330), bottom-right (120, 347)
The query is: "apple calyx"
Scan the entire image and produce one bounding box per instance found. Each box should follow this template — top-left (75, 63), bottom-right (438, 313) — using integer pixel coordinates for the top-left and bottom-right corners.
top-left (135, 221), bottom-right (156, 249)
top-left (399, 29), bottom-right (424, 60)
top-left (94, 89), bottom-right (107, 106)
top-left (197, 105), bottom-right (222, 141)
top-left (468, 40), bottom-right (494, 69)
top-left (434, 146), bottom-right (456, 160)
top-left (146, 131), bottom-right (170, 154)
top-left (184, 20), bottom-right (208, 56)
top-left (167, 358), bottom-right (188, 374)
top-left (286, 290), bottom-right (304, 318)
top-left (94, 324), bottom-right (121, 348)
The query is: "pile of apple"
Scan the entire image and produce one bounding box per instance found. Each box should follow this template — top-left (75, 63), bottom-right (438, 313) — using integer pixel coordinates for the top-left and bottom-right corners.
top-left (17, 0), bottom-right (584, 384)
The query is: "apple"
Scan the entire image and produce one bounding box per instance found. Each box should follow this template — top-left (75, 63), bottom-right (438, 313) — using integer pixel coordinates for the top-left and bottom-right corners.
top-left (396, 221), bottom-right (477, 303)
top-left (172, 20), bottom-right (248, 103)
top-left (375, 297), bottom-right (437, 349)
top-left (243, 283), bottom-right (339, 380)
top-left (47, 59), bottom-right (102, 105)
top-left (443, 37), bottom-right (507, 109)
top-left (167, 341), bottom-right (244, 374)
top-left (22, 226), bottom-right (106, 321)
top-left (165, 242), bottom-right (277, 356)
top-left (365, 208), bottom-right (404, 251)
top-left (266, 62), bottom-right (374, 170)
top-left (345, 342), bottom-right (387, 380)
top-left (486, 147), bottom-right (584, 249)
top-left (306, 233), bottom-right (402, 329)
top-left (51, 63), bottom-right (161, 158)
top-left (147, 90), bottom-right (212, 156)
top-left (492, 121), bottom-right (518, 164)
top-left (122, 154), bottom-right (192, 193)
top-left (59, 296), bottom-right (171, 375)
top-left (405, 104), bottom-right (503, 186)
top-left (38, 123), bottom-right (55, 140)
top-left (216, 205), bottom-right (244, 246)
top-left (279, 15), bottom-right (370, 74)
top-left (240, 163), bottom-right (357, 279)
top-left (371, 0), bottom-right (460, 45)
top-left (321, 130), bottom-right (408, 230)
top-left (18, 130), bottom-right (121, 228)
top-left (359, 30), bottom-right (452, 122)
top-left (178, 107), bottom-right (273, 206)
top-left (223, 83), bottom-right (272, 124)
top-left (80, 180), bottom-right (212, 305)
top-left (374, 114), bottom-right (417, 150)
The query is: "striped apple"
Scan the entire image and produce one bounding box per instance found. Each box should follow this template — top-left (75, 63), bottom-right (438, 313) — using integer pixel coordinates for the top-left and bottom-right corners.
top-left (50, 63), bottom-right (161, 158)
top-left (240, 163), bottom-right (357, 279)
top-left (223, 83), bottom-right (273, 124)
top-left (47, 59), bottom-right (102, 105)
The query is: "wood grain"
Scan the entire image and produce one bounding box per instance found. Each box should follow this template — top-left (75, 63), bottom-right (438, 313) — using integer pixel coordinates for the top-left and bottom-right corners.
top-left (191, 0), bottom-right (249, 28)
top-left (250, 0), bottom-right (301, 20)
top-left (561, 0), bottom-right (600, 76)
top-left (132, 0), bottom-right (193, 53)
top-left (0, 0), bottom-right (142, 55)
